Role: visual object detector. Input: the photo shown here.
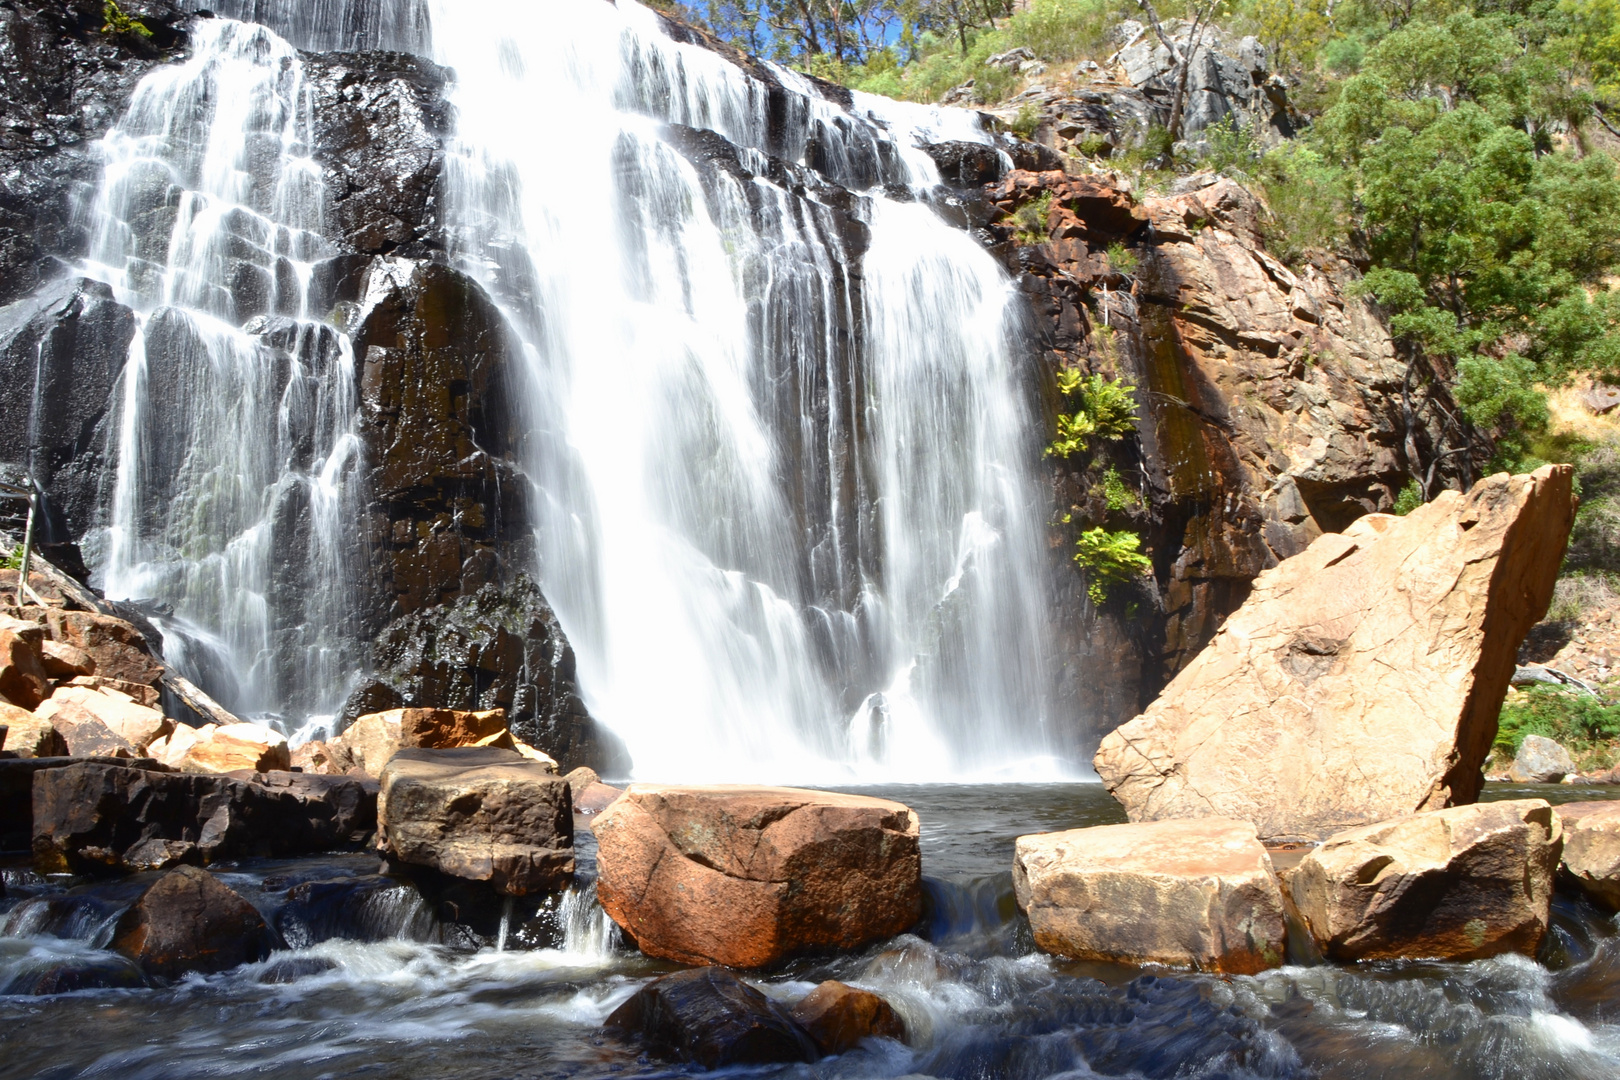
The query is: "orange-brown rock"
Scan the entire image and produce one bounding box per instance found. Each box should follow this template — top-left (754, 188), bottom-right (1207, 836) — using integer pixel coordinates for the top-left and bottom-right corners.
top-left (789, 981), bottom-right (906, 1054)
top-left (1013, 817), bottom-right (1286, 973)
top-left (177, 723), bottom-right (291, 773)
top-left (112, 866), bottom-right (274, 979)
top-left (1553, 800), bottom-right (1620, 910)
top-left (0, 615), bottom-right (49, 708)
top-left (1094, 466), bottom-right (1575, 842)
top-left (0, 701), bottom-right (64, 756)
top-left (39, 638), bottom-right (94, 677)
top-left (378, 746), bottom-right (572, 895)
top-left (52, 713), bottom-right (137, 757)
top-left (36, 685), bottom-right (172, 751)
top-left (290, 739), bottom-right (355, 775)
top-left (1289, 800), bottom-right (1562, 961)
top-left (43, 609), bottom-right (163, 686)
top-left (338, 707), bottom-right (517, 776)
top-left (593, 786), bottom-right (922, 968)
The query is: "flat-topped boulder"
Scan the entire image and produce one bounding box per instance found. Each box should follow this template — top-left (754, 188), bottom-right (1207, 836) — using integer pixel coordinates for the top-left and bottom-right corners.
top-left (175, 722), bottom-right (290, 773)
top-left (339, 708), bottom-right (553, 776)
top-left (1013, 817), bottom-right (1287, 974)
top-left (1095, 467), bottom-right (1576, 842)
top-left (32, 762), bottom-right (376, 874)
top-left (378, 746), bottom-right (573, 895)
top-left (1553, 800), bottom-right (1620, 910)
top-left (1289, 799), bottom-right (1562, 961)
top-left (593, 785), bottom-right (922, 968)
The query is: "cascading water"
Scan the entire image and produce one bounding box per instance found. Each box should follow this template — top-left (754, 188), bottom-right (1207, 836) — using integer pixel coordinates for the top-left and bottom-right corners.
top-left (428, 0), bottom-right (1062, 780)
top-left (76, 0), bottom-right (1068, 779)
top-left (84, 18), bottom-right (368, 724)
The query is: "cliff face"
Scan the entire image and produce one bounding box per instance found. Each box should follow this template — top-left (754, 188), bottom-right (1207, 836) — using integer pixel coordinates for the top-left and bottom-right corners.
top-left (0, 3), bottom-right (1454, 760)
top-left (970, 165), bottom-right (1460, 727)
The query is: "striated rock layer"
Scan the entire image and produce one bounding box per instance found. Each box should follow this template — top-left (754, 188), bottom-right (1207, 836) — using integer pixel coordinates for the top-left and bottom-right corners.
top-left (1094, 466), bottom-right (1575, 841)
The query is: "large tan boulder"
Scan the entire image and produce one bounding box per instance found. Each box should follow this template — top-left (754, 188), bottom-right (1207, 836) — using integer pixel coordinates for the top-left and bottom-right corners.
top-left (338, 707), bottom-right (525, 776)
top-left (147, 723), bottom-right (215, 769)
top-left (1094, 467), bottom-right (1575, 842)
top-left (177, 722), bottom-right (290, 773)
top-left (36, 685), bottom-right (172, 751)
top-left (0, 615), bottom-right (49, 708)
top-left (378, 746), bottom-right (573, 895)
top-left (593, 786), bottom-right (922, 968)
top-left (1013, 817), bottom-right (1286, 973)
top-left (0, 701), bottom-right (66, 756)
top-left (1553, 800), bottom-right (1620, 910)
top-left (1289, 799), bottom-right (1561, 961)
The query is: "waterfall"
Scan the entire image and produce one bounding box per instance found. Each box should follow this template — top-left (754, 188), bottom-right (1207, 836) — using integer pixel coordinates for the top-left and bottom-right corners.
top-left (427, 0), bottom-right (1061, 780)
top-left (77, 0), bottom-right (1073, 778)
top-left (85, 18), bottom-right (368, 723)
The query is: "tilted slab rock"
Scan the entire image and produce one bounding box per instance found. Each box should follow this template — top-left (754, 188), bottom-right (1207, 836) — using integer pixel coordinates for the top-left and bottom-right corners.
top-left (1095, 467), bottom-right (1575, 842)
top-left (1553, 800), bottom-right (1620, 910)
top-left (1289, 799), bottom-right (1561, 961)
top-left (1013, 817), bottom-right (1286, 973)
top-left (36, 685), bottom-right (172, 751)
top-left (43, 609), bottom-right (164, 686)
top-left (593, 786), bottom-right (922, 968)
top-left (378, 746), bottom-right (573, 895)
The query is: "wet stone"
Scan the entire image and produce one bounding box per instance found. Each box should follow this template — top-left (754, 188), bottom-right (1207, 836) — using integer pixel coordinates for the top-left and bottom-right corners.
top-left (604, 967), bottom-right (820, 1069)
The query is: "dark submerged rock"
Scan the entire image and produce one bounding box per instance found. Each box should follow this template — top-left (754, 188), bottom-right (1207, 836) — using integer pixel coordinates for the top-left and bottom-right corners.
top-left (604, 967), bottom-right (820, 1069)
top-left (112, 865), bottom-right (276, 979)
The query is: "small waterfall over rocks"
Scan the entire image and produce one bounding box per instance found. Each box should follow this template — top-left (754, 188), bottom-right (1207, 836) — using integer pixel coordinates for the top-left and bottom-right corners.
top-left (62, 0), bottom-right (1073, 779)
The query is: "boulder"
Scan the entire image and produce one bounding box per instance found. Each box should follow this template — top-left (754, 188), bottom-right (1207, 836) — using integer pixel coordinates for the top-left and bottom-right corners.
top-left (378, 746), bottom-right (573, 895)
top-left (1094, 467), bottom-right (1576, 842)
top-left (0, 701), bottom-right (65, 757)
top-left (593, 786), bottom-right (922, 968)
top-left (0, 615), bottom-right (49, 708)
top-left (338, 707), bottom-right (516, 776)
top-left (32, 762), bottom-right (377, 874)
top-left (39, 638), bottom-right (95, 677)
top-left (1012, 817), bottom-right (1287, 974)
top-left (576, 781), bottom-right (624, 815)
top-left (178, 722), bottom-right (291, 773)
top-left (43, 609), bottom-right (164, 686)
top-left (1, 755), bottom-right (161, 852)
top-left (789, 981), bottom-right (906, 1054)
top-left (112, 866), bottom-right (275, 980)
top-left (1509, 735), bottom-right (1577, 784)
top-left (290, 738), bottom-right (355, 774)
top-left (604, 967), bottom-right (819, 1068)
top-left (1289, 799), bottom-right (1562, 961)
top-left (36, 685), bottom-right (172, 750)
top-left (1553, 800), bottom-right (1620, 910)
top-left (62, 674), bottom-right (160, 707)
top-left (147, 723), bottom-right (214, 768)
top-left (51, 713), bottom-right (137, 758)
top-left (564, 766), bottom-right (598, 801)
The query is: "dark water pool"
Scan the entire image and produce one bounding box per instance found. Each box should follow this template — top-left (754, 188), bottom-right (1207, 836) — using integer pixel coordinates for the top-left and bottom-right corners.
top-left (1, 783), bottom-right (1617, 1079)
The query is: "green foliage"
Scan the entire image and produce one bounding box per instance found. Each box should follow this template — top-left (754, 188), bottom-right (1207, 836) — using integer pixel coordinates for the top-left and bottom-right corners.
top-left (1101, 465), bottom-right (1139, 510)
top-left (1010, 103), bottom-right (1043, 138)
top-left (1495, 685), bottom-right (1620, 759)
top-left (1074, 132), bottom-right (1113, 158)
top-left (103, 0), bottom-right (153, 37)
top-left (1393, 479), bottom-right (1424, 515)
top-left (1104, 242), bottom-right (1140, 276)
top-left (1011, 191), bottom-right (1054, 243)
top-left (1047, 371), bottom-right (1139, 457)
top-left (1, 545), bottom-right (22, 572)
top-left (1072, 526), bottom-right (1153, 603)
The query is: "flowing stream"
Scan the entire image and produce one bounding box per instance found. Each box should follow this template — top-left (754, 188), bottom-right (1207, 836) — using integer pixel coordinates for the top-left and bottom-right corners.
top-left (4, 784), bottom-right (1620, 1079)
top-left (80, 0), bottom-right (1066, 780)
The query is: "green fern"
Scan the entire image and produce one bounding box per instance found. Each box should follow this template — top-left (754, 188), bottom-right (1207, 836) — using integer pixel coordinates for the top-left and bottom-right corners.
top-left (1047, 371), bottom-right (1137, 458)
top-left (103, 1), bottom-right (153, 38)
top-left (1072, 527), bottom-right (1152, 604)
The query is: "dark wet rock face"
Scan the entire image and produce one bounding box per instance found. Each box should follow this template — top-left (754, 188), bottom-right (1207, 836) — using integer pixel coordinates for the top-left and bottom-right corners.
top-left (0, 279), bottom-right (136, 543)
top-left (0, 1), bottom-right (188, 306)
top-left (343, 577), bottom-right (628, 774)
top-left (605, 967), bottom-right (821, 1069)
top-left (304, 50), bottom-right (451, 256)
top-left (112, 865), bottom-right (276, 979)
